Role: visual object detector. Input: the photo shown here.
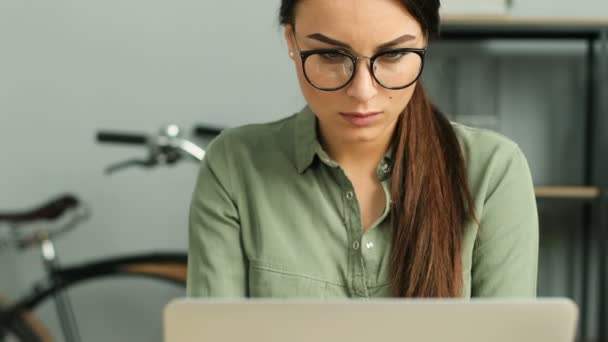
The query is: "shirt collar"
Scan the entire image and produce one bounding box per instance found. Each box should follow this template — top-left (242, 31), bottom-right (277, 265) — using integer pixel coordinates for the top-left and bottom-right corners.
top-left (294, 106), bottom-right (321, 174)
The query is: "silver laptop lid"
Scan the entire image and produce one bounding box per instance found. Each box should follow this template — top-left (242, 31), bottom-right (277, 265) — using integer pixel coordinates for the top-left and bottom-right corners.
top-left (164, 298), bottom-right (578, 342)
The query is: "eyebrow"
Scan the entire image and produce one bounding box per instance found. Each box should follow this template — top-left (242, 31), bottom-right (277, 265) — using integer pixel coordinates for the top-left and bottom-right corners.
top-left (305, 33), bottom-right (417, 51)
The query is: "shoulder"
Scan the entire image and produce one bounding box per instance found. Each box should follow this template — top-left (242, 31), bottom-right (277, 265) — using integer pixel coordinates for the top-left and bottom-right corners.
top-left (214, 114), bottom-right (295, 148)
top-left (450, 122), bottom-right (532, 202)
top-left (451, 122), bottom-right (521, 162)
top-left (204, 113), bottom-right (297, 162)
top-left (451, 122), bottom-right (527, 173)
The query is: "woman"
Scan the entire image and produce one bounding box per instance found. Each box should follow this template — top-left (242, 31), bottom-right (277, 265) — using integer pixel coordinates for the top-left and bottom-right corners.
top-left (187, 0), bottom-right (538, 298)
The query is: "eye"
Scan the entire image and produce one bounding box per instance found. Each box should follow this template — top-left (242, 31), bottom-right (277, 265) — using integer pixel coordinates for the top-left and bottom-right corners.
top-left (380, 51), bottom-right (407, 60)
top-left (319, 51), bottom-right (347, 61)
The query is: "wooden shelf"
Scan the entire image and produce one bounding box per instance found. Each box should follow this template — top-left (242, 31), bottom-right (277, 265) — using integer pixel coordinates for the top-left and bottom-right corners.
top-left (535, 186), bottom-right (601, 199)
top-left (443, 16), bottom-right (608, 27)
top-left (440, 16), bottom-right (608, 39)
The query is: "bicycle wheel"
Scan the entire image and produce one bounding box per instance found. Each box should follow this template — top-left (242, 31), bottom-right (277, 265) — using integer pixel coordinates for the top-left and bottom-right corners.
top-left (0, 302), bottom-right (51, 342)
top-left (3, 253), bottom-right (185, 341)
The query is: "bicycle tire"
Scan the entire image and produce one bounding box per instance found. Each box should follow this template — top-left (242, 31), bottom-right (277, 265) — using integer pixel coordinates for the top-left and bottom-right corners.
top-left (0, 297), bottom-right (52, 342)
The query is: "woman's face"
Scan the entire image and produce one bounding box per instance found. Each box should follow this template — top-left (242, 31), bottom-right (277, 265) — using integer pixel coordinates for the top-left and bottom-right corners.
top-left (284, 0), bottom-right (426, 146)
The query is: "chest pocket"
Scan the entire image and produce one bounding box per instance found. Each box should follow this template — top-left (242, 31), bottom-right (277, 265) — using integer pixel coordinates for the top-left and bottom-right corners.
top-left (248, 262), bottom-right (331, 298)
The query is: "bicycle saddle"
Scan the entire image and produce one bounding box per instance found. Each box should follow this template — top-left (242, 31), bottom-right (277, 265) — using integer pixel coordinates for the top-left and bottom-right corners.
top-left (0, 194), bottom-right (79, 224)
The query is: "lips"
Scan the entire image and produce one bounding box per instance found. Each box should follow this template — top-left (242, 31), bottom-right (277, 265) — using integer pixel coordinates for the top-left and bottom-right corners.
top-left (339, 111), bottom-right (383, 127)
top-left (340, 112), bottom-right (383, 117)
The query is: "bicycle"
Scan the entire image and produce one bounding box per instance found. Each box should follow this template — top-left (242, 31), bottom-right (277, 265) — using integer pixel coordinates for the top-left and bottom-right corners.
top-left (0, 124), bottom-right (220, 342)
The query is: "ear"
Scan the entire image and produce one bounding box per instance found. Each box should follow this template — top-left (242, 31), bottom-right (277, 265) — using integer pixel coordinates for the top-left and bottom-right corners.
top-left (284, 24), bottom-right (296, 60)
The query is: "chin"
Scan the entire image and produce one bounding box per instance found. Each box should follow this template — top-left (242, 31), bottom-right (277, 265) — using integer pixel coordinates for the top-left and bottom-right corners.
top-left (341, 126), bottom-right (385, 143)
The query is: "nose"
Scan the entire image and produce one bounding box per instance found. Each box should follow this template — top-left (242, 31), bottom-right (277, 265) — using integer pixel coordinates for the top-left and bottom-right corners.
top-left (345, 58), bottom-right (378, 102)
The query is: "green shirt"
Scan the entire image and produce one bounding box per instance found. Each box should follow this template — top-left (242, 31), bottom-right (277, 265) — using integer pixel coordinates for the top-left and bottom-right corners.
top-left (187, 106), bottom-right (538, 298)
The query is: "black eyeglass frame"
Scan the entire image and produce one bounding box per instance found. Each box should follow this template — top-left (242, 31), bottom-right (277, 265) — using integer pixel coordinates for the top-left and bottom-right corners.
top-left (293, 35), bottom-right (428, 91)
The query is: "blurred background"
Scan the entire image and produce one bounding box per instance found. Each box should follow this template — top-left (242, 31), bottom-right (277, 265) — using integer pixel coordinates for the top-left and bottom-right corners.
top-left (0, 0), bottom-right (606, 341)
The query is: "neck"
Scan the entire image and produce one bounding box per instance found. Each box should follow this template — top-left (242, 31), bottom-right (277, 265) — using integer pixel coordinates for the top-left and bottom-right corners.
top-left (318, 125), bottom-right (395, 179)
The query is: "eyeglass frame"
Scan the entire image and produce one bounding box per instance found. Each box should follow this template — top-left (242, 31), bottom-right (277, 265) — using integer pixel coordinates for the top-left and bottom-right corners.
top-left (292, 32), bottom-right (428, 91)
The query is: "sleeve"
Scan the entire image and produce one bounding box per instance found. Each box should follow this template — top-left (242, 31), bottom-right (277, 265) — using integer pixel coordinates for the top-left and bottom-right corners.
top-left (186, 136), bottom-right (248, 297)
top-left (471, 145), bottom-right (539, 297)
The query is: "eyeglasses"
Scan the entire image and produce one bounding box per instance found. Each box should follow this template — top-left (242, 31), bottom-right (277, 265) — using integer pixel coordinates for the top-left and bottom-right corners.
top-left (292, 33), bottom-right (427, 91)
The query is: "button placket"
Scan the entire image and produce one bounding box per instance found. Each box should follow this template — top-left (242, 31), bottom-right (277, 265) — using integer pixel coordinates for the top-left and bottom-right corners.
top-left (354, 274), bottom-right (368, 297)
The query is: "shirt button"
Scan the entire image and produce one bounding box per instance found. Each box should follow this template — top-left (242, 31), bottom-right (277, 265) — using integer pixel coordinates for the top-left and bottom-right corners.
top-left (352, 241), bottom-right (360, 250)
top-left (382, 164), bottom-right (391, 174)
top-left (346, 191), bottom-right (354, 200)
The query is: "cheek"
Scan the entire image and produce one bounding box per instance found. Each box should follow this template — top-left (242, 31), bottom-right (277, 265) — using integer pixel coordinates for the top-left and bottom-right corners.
top-left (301, 87), bottom-right (342, 115)
top-left (294, 64), bottom-right (341, 109)
top-left (392, 85), bottom-right (416, 105)
top-left (384, 85), bottom-right (416, 116)
top-left (294, 61), bottom-right (314, 97)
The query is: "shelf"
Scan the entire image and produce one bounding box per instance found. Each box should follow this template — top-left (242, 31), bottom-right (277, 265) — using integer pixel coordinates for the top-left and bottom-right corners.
top-left (535, 186), bottom-right (601, 199)
top-left (434, 19), bottom-right (607, 342)
top-left (443, 16), bottom-right (608, 26)
top-left (440, 16), bottom-right (608, 39)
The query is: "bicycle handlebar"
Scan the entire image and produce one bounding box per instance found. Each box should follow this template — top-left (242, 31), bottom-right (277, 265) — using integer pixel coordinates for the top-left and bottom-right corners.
top-left (96, 132), bottom-right (148, 145)
top-left (193, 125), bottom-right (223, 137)
top-left (96, 124), bottom-right (221, 174)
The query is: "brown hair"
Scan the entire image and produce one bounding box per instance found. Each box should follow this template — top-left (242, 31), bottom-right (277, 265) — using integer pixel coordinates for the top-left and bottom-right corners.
top-left (280, 0), bottom-right (476, 297)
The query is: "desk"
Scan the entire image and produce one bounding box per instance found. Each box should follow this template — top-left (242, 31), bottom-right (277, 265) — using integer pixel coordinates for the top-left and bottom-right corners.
top-left (439, 17), bottom-right (608, 342)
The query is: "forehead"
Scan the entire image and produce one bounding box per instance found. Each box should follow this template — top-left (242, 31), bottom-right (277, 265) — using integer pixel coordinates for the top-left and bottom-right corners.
top-left (293, 0), bottom-right (423, 43)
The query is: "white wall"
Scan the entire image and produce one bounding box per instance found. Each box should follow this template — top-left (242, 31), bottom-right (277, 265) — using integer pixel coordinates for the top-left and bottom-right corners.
top-left (0, 0), bottom-right (606, 341)
top-left (510, 0), bottom-right (608, 17)
top-left (0, 1), bottom-right (301, 340)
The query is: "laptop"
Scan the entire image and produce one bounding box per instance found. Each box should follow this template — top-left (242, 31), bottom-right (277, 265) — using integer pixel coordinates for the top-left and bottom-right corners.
top-left (164, 298), bottom-right (578, 342)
